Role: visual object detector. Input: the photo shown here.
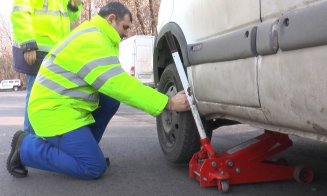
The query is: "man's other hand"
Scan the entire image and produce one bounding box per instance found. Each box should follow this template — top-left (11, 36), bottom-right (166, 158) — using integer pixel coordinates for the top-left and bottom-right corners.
top-left (24, 50), bottom-right (37, 65)
top-left (166, 91), bottom-right (190, 112)
top-left (70, 0), bottom-right (82, 7)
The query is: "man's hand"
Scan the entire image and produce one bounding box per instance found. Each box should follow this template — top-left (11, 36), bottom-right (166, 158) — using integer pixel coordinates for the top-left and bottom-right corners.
top-left (24, 50), bottom-right (37, 65)
top-left (70, 0), bottom-right (82, 7)
top-left (166, 91), bottom-right (190, 112)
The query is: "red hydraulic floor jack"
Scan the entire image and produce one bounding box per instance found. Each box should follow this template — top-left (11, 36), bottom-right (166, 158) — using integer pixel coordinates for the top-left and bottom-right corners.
top-left (164, 32), bottom-right (314, 193)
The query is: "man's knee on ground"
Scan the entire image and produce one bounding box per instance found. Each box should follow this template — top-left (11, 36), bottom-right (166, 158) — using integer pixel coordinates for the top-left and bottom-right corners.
top-left (80, 158), bottom-right (107, 180)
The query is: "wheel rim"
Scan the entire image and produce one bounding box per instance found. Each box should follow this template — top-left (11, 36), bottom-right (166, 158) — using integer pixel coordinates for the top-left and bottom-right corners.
top-left (294, 166), bottom-right (314, 184)
top-left (160, 81), bottom-right (180, 148)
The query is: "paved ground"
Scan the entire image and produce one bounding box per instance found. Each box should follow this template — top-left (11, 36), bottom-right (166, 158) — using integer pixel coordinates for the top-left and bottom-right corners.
top-left (0, 91), bottom-right (326, 196)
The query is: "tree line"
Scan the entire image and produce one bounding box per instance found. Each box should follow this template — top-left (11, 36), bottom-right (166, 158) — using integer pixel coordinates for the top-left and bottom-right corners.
top-left (0, 0), bottom-right (160, 84)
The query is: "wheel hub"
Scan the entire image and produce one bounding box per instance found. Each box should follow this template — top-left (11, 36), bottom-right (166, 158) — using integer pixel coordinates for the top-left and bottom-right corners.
top-left (161, 85), bottom-right (179, 146)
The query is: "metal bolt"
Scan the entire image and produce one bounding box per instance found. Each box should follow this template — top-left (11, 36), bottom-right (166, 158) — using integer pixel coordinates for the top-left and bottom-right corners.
top-left (227, 160), bottom-right (234, 167)
top-left (220, 171), bottom-right (224, 175)
top-left (236, 168), bottom-right (241, 174)
top-left (203, 177), bottom-right (208, 182)
top-left (211, 161), bottom-right (217, 168)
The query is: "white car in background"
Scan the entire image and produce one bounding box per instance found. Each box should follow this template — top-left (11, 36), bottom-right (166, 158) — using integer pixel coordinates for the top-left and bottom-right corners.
top-left (0, 79), bottom-right (22, 91)
top-left (153, 0), bottom-right (327, 163)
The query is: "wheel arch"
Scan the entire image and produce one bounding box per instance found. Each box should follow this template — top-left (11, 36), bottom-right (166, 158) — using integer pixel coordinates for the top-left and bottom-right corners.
top-left (153, 22), bottom-right (190, 87)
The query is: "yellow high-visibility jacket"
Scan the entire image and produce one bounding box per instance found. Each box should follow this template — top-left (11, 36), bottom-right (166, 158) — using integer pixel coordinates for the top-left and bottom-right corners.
top-left (28, 15), bottom-right (169, 137)
top-left (11, 0), bottom-right (82, 52)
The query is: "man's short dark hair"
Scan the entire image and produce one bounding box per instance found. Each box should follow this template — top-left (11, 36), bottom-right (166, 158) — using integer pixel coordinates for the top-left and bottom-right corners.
top-left (98, 2), bottom-right (132, 23)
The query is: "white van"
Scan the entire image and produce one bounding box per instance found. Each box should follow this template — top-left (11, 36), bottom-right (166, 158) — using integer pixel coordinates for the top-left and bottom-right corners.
top-left (0, 79), bottom-right (22, 91)
top-left (154, 0), bottom-right (327, 163)
top-left (119, 35), bottom-right (155, 87)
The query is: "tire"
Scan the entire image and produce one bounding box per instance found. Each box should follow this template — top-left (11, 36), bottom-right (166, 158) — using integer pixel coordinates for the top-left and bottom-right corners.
top-left (13, 86), bottom-right (19, 91)
top-left (156, 63), bottom-right (211, 163)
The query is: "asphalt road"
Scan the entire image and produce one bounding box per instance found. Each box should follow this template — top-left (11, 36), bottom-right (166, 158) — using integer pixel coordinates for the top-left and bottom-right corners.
top-left (0, 91), bottom-right (326, 196)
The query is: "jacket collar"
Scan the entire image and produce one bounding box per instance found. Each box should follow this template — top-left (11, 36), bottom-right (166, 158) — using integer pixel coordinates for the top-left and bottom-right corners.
top-left (90, 15), bottom-right (121, 46)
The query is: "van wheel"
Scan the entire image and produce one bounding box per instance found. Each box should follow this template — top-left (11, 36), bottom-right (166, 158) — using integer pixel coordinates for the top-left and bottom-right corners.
top-left (13, 86), bottom-right (19, 91)
top-left (156, 63), bottom-right (211, 163)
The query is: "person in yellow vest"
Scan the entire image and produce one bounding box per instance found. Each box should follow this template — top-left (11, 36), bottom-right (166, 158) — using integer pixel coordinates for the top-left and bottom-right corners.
top-left (11, 0), bottom-right (83, 134)
top-left (7, 2), bottom-right (190, 179)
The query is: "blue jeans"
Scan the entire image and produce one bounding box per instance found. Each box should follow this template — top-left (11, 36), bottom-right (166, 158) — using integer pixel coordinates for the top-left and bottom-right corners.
top-left (20, 94), bottom-right (120, 179)
top-left (23, 74), bottom-right (36, 134)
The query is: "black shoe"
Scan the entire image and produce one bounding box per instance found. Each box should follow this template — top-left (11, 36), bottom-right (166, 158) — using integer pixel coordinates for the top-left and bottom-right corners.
top-left (7, 130), bottom-right (28, 177)
top-left (105, 157), bottom-right (110, 167)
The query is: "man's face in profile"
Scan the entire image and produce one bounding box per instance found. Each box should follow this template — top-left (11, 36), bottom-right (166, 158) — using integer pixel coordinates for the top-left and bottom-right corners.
top-left (111, 14), bottom-right (131, 39)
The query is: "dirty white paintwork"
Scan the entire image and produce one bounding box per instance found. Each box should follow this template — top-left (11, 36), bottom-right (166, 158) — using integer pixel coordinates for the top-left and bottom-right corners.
top-left (261, 0), bottom-right (323, 20)
top-left (171, 0), bottom-right (260, 43)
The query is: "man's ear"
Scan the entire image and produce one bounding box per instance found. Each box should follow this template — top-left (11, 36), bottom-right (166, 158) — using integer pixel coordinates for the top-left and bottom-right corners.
top-left (106, 14), bottom-right (116, 24)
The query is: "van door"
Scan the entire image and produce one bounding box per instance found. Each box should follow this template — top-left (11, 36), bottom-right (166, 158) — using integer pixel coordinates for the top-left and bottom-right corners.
top-left (176, 0), bottom-right (261, 108)
top-left (119, 37), bottom-right (135, 75)
top-left (134, 36), bottom-right (155, 86)
top-left (259, 0), bottom-right (327, 139)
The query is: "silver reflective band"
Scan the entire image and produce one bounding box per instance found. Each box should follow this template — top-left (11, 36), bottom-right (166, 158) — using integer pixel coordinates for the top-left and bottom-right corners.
top-left (43, 58), bottom-right (88, 87)
top-left (13, 41), bottom-right (51, 51)
top-left (36, 74), bottom-right (98, 102)
top-left (78, 56), bottom-right (120, 78)
top-left (43, 0), bottom-right (48, 8)
top-left (92, 66), bottom-right (125, 89)
top-left (34, 9), bottom-right (68, 17)
top-left (37, 45), bottom-right (52, 52)
top-left (12, 42), bottom-right (20, 48)
top-left (12, 40), bottom-right (36, 49)
top-left (52, 27), bottom-right (100, 56)
top-left (12, 6), bottom-right (30, 12)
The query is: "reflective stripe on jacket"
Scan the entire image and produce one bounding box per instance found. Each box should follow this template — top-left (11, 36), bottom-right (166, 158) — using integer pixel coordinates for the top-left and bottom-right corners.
top-left (28, 15), bottom-right (169, 137)
top-left (11, 0), bottom-right (82, 52)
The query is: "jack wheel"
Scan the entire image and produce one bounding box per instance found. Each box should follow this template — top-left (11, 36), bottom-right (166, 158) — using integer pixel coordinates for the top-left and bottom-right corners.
top-left (294, 166), bottom-right (314, 184)
top-left (218, 180), bottom-right (229, 193)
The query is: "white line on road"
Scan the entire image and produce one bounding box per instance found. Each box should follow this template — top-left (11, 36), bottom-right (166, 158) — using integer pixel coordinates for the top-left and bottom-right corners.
top-left (0, 117), bottom-right (24, 125)
top-left (0, 105), bottom-right (24, 109)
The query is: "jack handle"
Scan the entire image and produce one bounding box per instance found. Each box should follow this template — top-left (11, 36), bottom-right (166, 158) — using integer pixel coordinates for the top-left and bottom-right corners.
top-left (164, 31), bottom-right (216, 158)
top-left (165, 31), bottom-right (178, 53)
